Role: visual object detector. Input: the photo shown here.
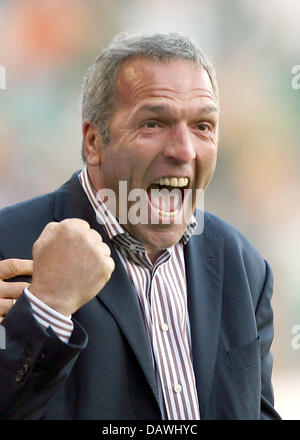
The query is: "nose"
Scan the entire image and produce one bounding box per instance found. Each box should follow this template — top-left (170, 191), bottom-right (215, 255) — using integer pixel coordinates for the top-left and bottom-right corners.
top-left (163, 123), bottom-right (196, 163)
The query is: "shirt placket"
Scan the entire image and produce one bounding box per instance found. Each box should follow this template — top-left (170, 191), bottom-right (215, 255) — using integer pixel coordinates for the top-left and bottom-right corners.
top-left (150, 265), bottom-right (185, 419)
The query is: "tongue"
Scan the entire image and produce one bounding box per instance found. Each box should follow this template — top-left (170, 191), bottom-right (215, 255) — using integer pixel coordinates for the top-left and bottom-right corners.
top-left (149, 186), bottom-right (183, 212)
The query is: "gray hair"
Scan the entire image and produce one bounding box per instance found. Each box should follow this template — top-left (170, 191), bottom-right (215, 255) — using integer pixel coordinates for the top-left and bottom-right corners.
top-left (80, 31), bottom-right (218, 162)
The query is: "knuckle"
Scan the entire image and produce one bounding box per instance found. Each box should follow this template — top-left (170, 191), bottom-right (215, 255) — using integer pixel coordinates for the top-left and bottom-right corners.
top-left (58, 222), bottom-right (77, 240)
top-left (110, 259), bottom-right (115, 272)
top-left (88, 228), bottom-right (102, 243)
top-left (103, 270), bottom-right (112, 284)
top-left (101, 243), bottom-right (111, 255)
top-left (0, 258), bottom-right (28, 279)
top-left (6, 259), bottom-right (19, 275)
top-left (78, 219), bottom-right (90, 228)
top-left (59, 219), bottom-right (90, 238)
top-left (59, 219), bottom-right (73, 232)
top-left (32, 240), bottom-right (39, 254)
top-left (0, 298), bottom-right (10, 314)
top-left (109, 255), bottom-right (115, 266)
top-left (106, 257), bottom-right (115, 273)
top-left (43, 222), bottom-right (58, 234)
top-left (93, 229), bottom-right (103, 241)
top-left (46, 221), bottom-right (58, 228)
top-left (61, 218), bottom-right (89, 229)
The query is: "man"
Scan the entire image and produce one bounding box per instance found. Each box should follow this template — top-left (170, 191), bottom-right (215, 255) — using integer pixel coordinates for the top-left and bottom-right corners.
top-left (0, 32), bottom-right (280, 420)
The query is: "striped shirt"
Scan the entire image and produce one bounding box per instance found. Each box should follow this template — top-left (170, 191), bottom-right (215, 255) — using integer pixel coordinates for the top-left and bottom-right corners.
top-left (26, 166), bottom-right (201, 419)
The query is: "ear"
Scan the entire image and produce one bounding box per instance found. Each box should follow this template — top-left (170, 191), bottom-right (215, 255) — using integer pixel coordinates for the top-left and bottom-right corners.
top-left (82, 121), bottom-right (102, 166)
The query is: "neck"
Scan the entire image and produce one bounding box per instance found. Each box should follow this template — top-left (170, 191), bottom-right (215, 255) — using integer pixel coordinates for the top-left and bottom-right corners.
top-left (145, 246), bottom-right (165, 264)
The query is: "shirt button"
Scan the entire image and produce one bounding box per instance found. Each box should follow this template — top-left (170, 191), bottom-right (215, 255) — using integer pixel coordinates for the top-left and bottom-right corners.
top-left (129, 244), bottom-right (136, 251)
top-left (174, 384), bottom-right (182, 393)
top-left (161, 323), bottom-right (169, 332)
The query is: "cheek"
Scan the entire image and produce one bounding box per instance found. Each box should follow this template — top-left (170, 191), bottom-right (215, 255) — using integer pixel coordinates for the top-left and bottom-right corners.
top-left (195, 142), bottom-right (218, 185)
top-left (102, 151), bottom-right (126, 185)
top-left (196, 140), bottom-right (218, 167)
top-left (102, 147), bottom-right (144, 189)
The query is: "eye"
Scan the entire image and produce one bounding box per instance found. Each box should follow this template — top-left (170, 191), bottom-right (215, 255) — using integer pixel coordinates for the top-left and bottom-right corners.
top-left (196, 123), bottom-right (211, 131)
top-left (141, 120), bottom-right (159, 129)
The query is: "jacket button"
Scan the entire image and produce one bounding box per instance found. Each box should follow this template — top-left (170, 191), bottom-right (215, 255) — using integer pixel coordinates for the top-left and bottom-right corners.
top-left (15, 356), bottom-right (31, 383)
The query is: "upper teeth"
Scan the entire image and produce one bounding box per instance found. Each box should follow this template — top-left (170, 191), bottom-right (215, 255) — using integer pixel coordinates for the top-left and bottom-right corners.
top-left (152, 177), bottom-right (189, 187)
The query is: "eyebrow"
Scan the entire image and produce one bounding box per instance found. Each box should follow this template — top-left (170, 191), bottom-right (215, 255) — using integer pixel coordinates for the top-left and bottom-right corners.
top-left (137, 103), bottom-right (219, 116)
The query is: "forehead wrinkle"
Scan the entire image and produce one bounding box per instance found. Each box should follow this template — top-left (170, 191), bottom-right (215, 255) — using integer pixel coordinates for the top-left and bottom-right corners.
top-left (138, 102), bottom-right (218, 114)
top-left (126, 83), bottom-right (216, 99)
top-left (134, 101), bottom-right (219, 122)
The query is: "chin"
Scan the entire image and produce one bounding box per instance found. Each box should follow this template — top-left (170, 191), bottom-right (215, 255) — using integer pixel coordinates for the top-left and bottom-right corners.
top-left (135, 224), bottom-right (187, 250)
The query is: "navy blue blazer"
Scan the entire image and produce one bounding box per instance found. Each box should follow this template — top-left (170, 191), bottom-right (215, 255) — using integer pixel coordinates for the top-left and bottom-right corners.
top-left (0, 172), bottom-right (280, 419)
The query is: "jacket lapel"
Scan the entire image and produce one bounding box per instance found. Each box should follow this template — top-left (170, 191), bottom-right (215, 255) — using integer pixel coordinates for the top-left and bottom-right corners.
top-left (53, 172), bottom-right (160, 408)
top-left (184, 217), bottom-right (224, 419)
top-left (96, 241), bottom-right (160, 407)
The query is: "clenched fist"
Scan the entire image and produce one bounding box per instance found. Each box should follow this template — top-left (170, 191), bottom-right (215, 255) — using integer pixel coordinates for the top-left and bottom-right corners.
top-left (29, 218), bottom-right (115, 316)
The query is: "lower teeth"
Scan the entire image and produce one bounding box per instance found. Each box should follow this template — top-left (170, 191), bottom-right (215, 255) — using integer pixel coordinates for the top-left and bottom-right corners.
top-left (152, 206), bottom-right (179, 217)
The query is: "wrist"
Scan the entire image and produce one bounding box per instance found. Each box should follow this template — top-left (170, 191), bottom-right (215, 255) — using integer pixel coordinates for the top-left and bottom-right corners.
top-left (24, 287), bottom-right (74, 343)
top-left (28, 282), bottom-right (73, 317)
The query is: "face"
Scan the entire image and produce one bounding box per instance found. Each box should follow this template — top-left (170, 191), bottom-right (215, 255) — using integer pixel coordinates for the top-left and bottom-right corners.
top-left (89, 57), bottom-right (219, 254)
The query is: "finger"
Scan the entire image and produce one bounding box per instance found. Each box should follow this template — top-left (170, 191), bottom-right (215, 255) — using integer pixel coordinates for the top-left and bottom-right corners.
top-left (38, 221), bottom-right (59, 239)
top-left (106, 256), bottom-right (115, 274)
top-left (33, 223), bottom-right (59, 250)
top-left (0, 259), bottom-right (33, 281)
top-left (60, 218), bottom-right (91, 231)
top-left (89, 228), bottom-right (103, 243)
top-left (0, 281), bottom-right (30, 299)
top-left (0, 298), bottom-right (16, 315)
top-left (99, 242), bottom-right (112, 257)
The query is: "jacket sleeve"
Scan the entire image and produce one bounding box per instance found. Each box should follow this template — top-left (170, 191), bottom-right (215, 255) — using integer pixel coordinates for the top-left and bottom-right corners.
top-left (256, 259), bottom-right (281, 420)
top-left (0, 291), bottom-right (88, 419)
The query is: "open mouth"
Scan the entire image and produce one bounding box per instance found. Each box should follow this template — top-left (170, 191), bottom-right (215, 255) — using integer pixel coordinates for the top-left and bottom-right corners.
top-left (147, 176), bottom-right (190, 221)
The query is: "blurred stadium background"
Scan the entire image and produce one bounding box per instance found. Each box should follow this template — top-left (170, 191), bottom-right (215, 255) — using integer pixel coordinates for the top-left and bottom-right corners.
top-left (0, 0), bottom-right (299, 419)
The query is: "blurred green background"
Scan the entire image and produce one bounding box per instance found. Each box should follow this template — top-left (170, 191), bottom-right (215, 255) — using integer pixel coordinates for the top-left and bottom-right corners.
top-left (0, 0), bottom-right (299, 419)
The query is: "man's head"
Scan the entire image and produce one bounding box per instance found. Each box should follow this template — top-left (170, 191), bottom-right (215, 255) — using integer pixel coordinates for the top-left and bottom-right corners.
top-left (81, 32), bottom-right (219, 160)
top-left (81, 32), bottom-right (219, 258)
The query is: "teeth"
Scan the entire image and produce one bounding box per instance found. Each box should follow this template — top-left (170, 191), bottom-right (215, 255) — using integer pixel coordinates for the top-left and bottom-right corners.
top-left (160, 177), bottom-right (169, 186)
top-left (153, 177), bottom-right (188, 187)
top-left (152, 206), bottom-right (179, 217)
